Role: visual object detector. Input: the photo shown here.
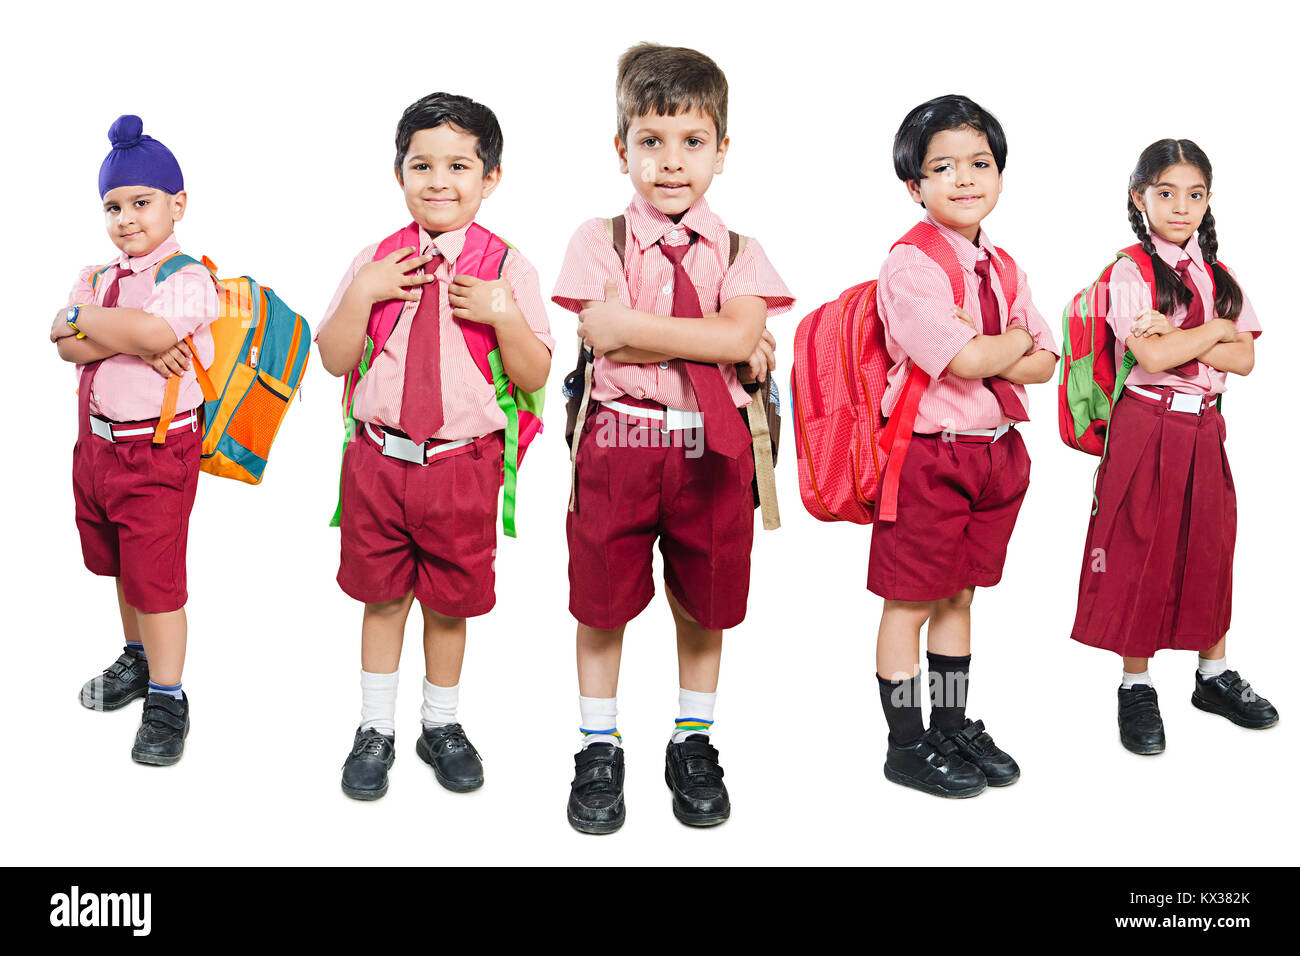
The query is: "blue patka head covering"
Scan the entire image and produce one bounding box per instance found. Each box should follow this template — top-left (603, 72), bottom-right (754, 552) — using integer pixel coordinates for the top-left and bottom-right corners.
top-left (98, 115), bottom-right (184, 198)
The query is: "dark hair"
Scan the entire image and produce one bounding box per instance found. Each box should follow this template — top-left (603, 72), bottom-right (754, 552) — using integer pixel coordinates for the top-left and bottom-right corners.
top-left (394, 92), bottom-right (503, 178)
top-left (1126, 139), bottom-right (1242, 321)
top-left (893, 94), bottom-right (1007, 183)
top-left (616, 43), bottom-right (728, 144)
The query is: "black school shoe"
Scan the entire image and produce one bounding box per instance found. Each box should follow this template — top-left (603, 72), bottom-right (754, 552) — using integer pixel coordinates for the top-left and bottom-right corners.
top-left (341, 727), bottom-right (396, 801)
top-left (1192, 670), bottom-right (1280, 729)
top-left (131, 692), bottom-right (190, 766)
top-left (416, 723), bottom-right (484, 793)
top-left (568, 743), bottom-right (626, 835)
top-left (664, 734), bottom-right (731, 827)
top-left (1118, 685), bottom-right (1166, 755)
top-left (943, 718), bottom-right (1020, 787)
top-left (80, 645), bottom-right (149, 711)
top-left (884, 728), bottom-right (986, 798)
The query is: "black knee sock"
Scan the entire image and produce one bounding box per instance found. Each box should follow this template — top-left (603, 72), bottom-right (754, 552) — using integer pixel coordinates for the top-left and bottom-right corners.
top-left (877, 673), bottom-right (925, 746)
top-left (927, 651), bottom-right (970, 733)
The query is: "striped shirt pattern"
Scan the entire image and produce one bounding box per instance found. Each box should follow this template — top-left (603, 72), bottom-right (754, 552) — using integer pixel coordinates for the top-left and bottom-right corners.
top-left (316, 221), bottom-right (555, 441)
top-left (876, 213), bottom-right (1060, 433)
top-left (551, 193), bottom-right (794, 410)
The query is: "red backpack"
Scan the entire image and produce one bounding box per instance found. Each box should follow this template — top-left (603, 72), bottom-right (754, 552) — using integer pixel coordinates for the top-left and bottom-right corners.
top-left (1058, 244), bottom-right (1221, 456)
top-left (791, 221), bottom-right (1017, 524)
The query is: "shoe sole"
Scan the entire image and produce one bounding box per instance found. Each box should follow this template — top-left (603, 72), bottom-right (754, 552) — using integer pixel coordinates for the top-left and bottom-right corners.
top-left (80, 685), bottom-right (147, 712)
top-left (883, 764), bottom-right (986, 798)
top-left (1120, 732), bottom-right (1166, 755)
top-left (567, 805), bottom-right (626, 835)
top-left (415, 739), bottom-right (483, 793)
top-left (1190, 694), bottom-right (1280, 729)
top-left (984, 770), bottom-right (1020, 788)
top-left (341, 781), bottom-right (390, 801)
top-left (131, 748), bottom-right (183, 767)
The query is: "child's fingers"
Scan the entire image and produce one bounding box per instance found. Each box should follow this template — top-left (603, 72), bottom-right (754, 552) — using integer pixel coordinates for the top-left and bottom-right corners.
top-left (177, 341), bottom-right (192, 358)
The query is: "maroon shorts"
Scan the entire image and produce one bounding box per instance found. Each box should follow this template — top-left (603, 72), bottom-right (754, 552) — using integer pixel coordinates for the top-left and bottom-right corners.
top-left (72, 419), bottom-right (201, 614)
top-left (1071, 389), bottom-right (1234, 657)
top-left (567, 404), bottom-right (755, 631)
top-left (338, 424), bottom-right (501, 617)
top-left (868, 429), bottom-right (1031, 602)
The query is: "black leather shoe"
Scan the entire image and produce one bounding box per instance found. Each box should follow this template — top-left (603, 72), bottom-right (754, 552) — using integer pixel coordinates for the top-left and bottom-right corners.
top-left (1192, 670), bottom-right (1279, 729)
top-left (664, 734), bottom-right (730, 827)
top-left (80, 645), bottom-right (149, 711)
top-left (341, 727), bottom-right (396, 800)
top-left (884, 728), bottom-right (986, 798)
top-left (131, 692), bottom-right (190, 766)
top-left (568, 743), bottom-right (626, 835)
top-left (1118, 684), bottom-right (1166, 754)
top-left (944, 718), bottom-right (1020, 787)
top-left (416, 723), bottom-right (483, 792)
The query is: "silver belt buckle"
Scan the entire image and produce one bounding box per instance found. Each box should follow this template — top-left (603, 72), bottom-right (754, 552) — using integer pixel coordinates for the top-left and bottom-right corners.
top-left (382, 431), bottom-right (427, 465)
top-left (664, 406), bottom-right (703, 433)
top-left (89, 416), bottom-right (115, 443)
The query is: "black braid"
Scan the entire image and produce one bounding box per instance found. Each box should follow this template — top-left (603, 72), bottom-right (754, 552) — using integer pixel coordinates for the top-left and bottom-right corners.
top-left (1127, 195), bottom-right (1188, 316)
top-left (1197, 207), bottom-right (1243, 320)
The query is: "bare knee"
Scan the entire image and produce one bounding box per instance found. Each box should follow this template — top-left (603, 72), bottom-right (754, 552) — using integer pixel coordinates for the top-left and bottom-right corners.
top-left (365, 592), bottom-right (414, 619)
top-left (941, 587), bottom-right (976, 611)
top-left (883, 598), bottom-right (935, 626)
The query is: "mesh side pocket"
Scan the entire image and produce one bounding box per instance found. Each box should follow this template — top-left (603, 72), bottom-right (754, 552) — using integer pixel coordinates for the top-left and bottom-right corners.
top-left (225, 372), bottom-right (289, 460)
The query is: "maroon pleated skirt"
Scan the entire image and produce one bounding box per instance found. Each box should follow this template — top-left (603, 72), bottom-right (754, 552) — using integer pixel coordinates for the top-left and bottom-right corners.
top-left (1070, 388), bottom-right (1236, 658)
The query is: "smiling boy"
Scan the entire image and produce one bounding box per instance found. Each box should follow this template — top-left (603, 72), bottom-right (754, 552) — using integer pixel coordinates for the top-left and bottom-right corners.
top-left (52, 115), bottom-right (218, 766)
top-left (315, 93), bottom-right (552, 801)
top-left (870, 95), bottom-right (1058, 798)
top-left (552, 43), bottom-right (792, 833)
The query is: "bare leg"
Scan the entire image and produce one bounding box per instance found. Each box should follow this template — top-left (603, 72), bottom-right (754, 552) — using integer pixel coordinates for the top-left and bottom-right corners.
top-left (420, 604), bottom-right (468, 687)
top-left (116, 578), bottom-right (141, 645)
top-left (1123, 656), bottom-right (1151, 675)
top-left (1200, 636), bottom-right (1226, 661)
top-left (577, 623), bottom-right (625, 698)
top-left (926, 587), bottom-right (975, 657)
top-left (361, 592), bottom-right (415, 674)
top-left (667, 588), bottom-right (721, 693)
top-left (877, 599), bottom-right (934, 680)
top-left (136, 608), bottom-right (186, 686)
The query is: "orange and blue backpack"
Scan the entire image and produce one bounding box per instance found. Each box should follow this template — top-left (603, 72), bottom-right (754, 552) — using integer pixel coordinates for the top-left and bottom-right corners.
top-left (88, 253), bottom-right (310, 484)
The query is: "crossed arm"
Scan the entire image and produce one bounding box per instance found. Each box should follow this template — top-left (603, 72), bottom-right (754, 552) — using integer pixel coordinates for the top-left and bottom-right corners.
top-left (51, 304), bottom-right (182, 370)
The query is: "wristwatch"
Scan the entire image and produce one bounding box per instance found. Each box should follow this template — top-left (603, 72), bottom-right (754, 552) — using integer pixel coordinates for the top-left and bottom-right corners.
top-left (64, 304), bottom-right (87, 339)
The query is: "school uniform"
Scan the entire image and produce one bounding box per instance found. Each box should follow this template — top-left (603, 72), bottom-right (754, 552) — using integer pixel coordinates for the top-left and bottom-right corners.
top-left (69, 234), bottom-right (218, 614)
top-left (1070, 232), bottom-right (1262, 658)
top-left (868, 213), bottom-right (1059, 603)
top-left (551, 193), bottom-right (793, 631)
top-left (316, 222), bottom-right (554, 617)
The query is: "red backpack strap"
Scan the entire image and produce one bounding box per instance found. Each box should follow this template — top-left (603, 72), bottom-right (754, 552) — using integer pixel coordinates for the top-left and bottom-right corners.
top-left (455, 222), bottom-right (512, 384)
top-left (989, 246), bottom-right (1020, 309)
top-left (365, 222), bottom-right (424, 358)
top-left (891, 220), bottom-right (965, 306)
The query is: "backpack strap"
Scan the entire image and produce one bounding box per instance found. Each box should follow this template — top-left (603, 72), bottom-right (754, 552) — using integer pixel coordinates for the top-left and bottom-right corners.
top-left (149, 252), bottom-right (218, 444)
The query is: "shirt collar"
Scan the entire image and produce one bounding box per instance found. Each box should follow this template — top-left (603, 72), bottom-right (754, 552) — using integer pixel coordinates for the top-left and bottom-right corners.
top-left (625, 192), bottom-right (723, 251)
top-left (418, 221), bottom-right (474, 265)
top-left (119, 233), bottom-right (181, 273)
top-left (1149, 229), bottom-right (1203, 270)
top-left (922, 211), bottom-right (1004, 272)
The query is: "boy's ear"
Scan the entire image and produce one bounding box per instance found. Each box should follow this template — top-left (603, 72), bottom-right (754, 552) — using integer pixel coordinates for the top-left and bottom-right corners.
top-left (394, 166), bottom-right (404, 187)
top-left (170, 190), bottom-right (187, 222)
top-left (481, 165), bottom-right (502, 198)
top-left (713, 135), bottom-right (730, 174)
top-left (615, 135), bottom-right (629, 174)
top-left (905, 179), bottom-right (925, 206)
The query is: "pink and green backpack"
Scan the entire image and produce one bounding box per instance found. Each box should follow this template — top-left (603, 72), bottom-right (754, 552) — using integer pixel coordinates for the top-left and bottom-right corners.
top-left (331, 221), bottom-right (545, 537)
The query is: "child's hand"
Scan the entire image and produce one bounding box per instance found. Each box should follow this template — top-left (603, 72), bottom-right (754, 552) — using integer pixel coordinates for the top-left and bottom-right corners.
top-left (144, 340), bottom-right (192, 378)
top-left (354, 247), bottom-right (436, 304)
top-left (743, 328), bottom-right (777, 382)
top-left (1132, 308), bottom-right (1173, 337)
top-left (449, 275), bottom-right (515, 328)
top-left (1215, 317), bottom-right (1239, 342)
top-left (51, 309), bottom-right (79, 341)
top-left (951, 306), bottom-right (977, 330)
top-left (578, 282), bottom-right (634, 356)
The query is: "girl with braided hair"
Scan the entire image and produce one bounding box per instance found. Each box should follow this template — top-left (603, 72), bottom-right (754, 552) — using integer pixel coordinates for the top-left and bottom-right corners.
top-left (1070, 138), bottom-right (1278, 755)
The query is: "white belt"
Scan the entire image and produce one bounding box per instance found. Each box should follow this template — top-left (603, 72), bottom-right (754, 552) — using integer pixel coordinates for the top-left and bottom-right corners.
top-left (1126, 385), bottom-right (1210, 415)
top-left (952, 424), bottom-right (1013, 441)
top-left (90, 411), bottom-right (198, 443)
top-left (602, 400), bottom-right (704, 432)
top-left (363, 422), bottom-right (475, 465)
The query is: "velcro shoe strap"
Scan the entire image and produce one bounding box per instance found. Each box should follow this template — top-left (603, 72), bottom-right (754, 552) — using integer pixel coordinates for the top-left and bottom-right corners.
top-left (143, 697), bottom-right (186, 731)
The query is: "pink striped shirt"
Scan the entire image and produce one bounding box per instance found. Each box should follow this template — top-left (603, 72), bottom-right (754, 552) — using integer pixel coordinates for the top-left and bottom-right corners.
top-left (1106, 230), bottom-right (1261, 397)
top-left (67, 234), bottom-right (218, 422)
top-left (551, 193), bottom-right (794, 409)
top-left (315, 222), bottom-right (555, 441)
top-left (877, 213), bottom-right (1059, 433)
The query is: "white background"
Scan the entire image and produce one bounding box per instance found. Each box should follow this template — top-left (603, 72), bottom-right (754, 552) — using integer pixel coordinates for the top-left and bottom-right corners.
top-left (4, 0), bottom-right (1296, 866)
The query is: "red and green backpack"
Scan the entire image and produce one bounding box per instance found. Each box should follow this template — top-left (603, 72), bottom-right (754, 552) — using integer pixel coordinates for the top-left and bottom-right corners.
top-left (331, 221), bottom-right (545, 537)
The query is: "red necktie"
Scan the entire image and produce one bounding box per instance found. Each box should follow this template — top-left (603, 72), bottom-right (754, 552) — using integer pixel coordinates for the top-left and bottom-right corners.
top-left (399, 261), bottom-right (444, 442)
top-left (77, 265), bottom-right (126, 439)
top-left (1170, 258), bottom-right (1204, 377)
top-left (658, 239), bottom-right (750, 459)
top-left (973, 257), bottom-right (1029, 423)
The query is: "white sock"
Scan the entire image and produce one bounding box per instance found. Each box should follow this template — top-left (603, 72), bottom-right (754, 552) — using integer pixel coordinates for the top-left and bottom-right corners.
top-left (673, 687), bottom-right (717, 743)
top-left (421, 678), bottom-right (459, 729)
top-left (579, 695), bottom-right (621, 749)
top-left (359, 669), bottom-right (399, 736)
top-left (1121, 670), bottom-right (1153, 690)
top-left (1198, 656), bottom-right (1228, 679)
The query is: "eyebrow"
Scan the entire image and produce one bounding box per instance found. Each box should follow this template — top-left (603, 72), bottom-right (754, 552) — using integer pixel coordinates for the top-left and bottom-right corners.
top-left (1153, 181), bottom-right (1207, 190)
top-left (632, 127), bottom-right (711, 138)
top-left (407, 154), bottom-right (477, 164)
top-left (926, 151), bottom-right (993, 164)
top-left (103, 191), bottom-right (155, 207)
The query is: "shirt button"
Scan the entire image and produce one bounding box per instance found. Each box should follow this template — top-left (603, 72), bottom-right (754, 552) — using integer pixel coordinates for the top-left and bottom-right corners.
top-left (662, 283), bottom-right (673, 295)
top-left (658, 362), bottom-right (670, 370)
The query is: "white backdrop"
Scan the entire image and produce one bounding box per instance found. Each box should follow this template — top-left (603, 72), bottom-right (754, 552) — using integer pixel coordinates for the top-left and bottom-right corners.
top-left (4, 0), bottom-right (1296, 866)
